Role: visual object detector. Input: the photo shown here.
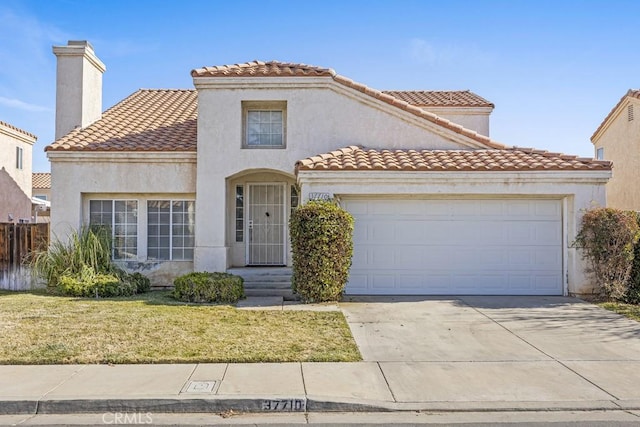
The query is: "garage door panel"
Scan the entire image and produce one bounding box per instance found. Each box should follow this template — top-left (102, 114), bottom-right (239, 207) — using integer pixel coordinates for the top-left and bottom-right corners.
top-left (344, 198), bottom-right (563, 296)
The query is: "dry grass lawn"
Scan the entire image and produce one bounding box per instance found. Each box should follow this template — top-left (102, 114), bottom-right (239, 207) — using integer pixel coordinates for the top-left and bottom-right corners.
top-left (600, 302), bottom-right (640, 322)
top-left (0, 290), bottom-right (361, 364)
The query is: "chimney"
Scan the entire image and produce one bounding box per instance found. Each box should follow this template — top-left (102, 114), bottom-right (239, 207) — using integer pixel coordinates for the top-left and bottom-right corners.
top-left (52, 41), bottom-right (106, 139)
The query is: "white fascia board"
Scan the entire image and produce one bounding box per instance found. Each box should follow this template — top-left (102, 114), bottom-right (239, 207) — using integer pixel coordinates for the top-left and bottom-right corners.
top-left (0, 125), bottom-right (37, 144)
top-left (422, 106), bottom-right (494, 115)
top-left (297, 170), bottom-right (612, 185)
top-left (46, 151), bottom-right (197, 163)
top-left (193, 76), bottom-right (334, 90)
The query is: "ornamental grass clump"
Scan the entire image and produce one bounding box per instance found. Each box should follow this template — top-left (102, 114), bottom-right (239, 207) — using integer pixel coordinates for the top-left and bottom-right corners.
top-left (289, 200), bottom-right (354, 302)
top-left (574, 207), bottom-right (640, 300)
top-left (29, 226), bottom-right (150, 297)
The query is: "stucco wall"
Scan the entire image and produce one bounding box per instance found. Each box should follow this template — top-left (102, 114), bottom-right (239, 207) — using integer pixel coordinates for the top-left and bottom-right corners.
top-left (0, 168), bottom-right (32, 222)
top-left (0, 124), bottom-right (34, 198)
top-left (193, 77), bottom-right (486, 271)
top-left (421, 107), bottom-right (491, 136)
top-left (297, 170), bottom-right (610, 296)
top-left (593, 98), bottom-right (640, 210)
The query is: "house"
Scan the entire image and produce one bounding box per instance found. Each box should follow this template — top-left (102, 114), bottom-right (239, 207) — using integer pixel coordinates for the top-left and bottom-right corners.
top-left (47, 40), bottom-right (612, 296)
top-left (0, 120), bottom-right (37, 223)
top-left (32, 172), bottom-right (51, 222)
top-left (591, 90), bottom-right (640, 210)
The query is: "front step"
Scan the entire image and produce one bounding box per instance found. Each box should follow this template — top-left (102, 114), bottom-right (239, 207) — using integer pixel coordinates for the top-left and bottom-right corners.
top-left (228, 267), bottom-right (297, 300)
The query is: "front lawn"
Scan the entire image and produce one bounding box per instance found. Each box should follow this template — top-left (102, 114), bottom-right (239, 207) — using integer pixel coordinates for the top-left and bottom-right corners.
top-left (0, 290), bottom-right (361, 364)
top-left (599, 302), bottom-right (640, 322)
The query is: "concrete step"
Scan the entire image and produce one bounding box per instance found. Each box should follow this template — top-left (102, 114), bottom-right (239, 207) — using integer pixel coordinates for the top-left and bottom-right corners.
top-left (244, 288), bottom-right (298, 300)
top-left (243, 281), bottom-right (291, 290)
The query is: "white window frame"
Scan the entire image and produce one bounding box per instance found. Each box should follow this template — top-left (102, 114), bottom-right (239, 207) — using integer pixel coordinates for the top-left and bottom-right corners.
top-left (242, 101), bottom-right (287, 148)
top-left (596, 147), bottom-right (604, 160)
top-left (88, 199), bottom-right (138, 260)
top-left (147, 199), bottom-right (195, 261)
top-left (16, 146), bottom-right (23, 170)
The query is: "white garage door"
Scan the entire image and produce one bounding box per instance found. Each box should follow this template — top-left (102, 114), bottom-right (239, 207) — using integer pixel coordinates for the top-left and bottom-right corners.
top-left (343, 198), bottom-right (563, 295)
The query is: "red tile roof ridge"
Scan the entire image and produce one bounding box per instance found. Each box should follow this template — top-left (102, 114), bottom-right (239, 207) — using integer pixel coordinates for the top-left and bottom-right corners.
top-left (591, 89), bottom-right (640, 141)
top-left (0, 120), bottom-right (37, 140)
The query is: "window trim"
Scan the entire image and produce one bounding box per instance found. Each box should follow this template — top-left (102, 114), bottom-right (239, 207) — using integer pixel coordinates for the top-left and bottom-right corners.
top-left (242, 100), bottom-right (287, 149)
top-left (596, 147), bottom-right (604, 160)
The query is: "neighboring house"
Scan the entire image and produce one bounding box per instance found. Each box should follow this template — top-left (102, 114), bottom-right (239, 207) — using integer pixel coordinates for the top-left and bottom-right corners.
top-left (32, 172), bottom-right (51, 222)
top-left (591, 89), bottom-right (640, 210)
top-left (47, 40), bottom-right (611, 296)
top-left (0, 121), bottom-right (37, 222)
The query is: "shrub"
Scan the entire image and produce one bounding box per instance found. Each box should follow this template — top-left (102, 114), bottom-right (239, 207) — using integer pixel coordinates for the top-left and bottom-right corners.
top-left (58, 267), bottom-right (121, 298)
top-left (289, 200), bottom-right (354, 302)
top-left (126, 272), bottom-right (151, 294)
top-left (172, 272), bottom-right (244, 303)
top-left (626, 212), bottom-right (640, 304)
top-left (574, 207), bottom-right (640, 300)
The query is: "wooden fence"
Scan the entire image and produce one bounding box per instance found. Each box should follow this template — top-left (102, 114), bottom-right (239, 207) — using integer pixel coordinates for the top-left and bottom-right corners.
top-left (0, 223), bottom-right (49, 266)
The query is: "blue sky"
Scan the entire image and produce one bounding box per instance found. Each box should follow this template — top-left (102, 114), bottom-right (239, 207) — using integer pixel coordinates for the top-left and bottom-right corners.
top-left (0, 0), bottom-right (638, 172)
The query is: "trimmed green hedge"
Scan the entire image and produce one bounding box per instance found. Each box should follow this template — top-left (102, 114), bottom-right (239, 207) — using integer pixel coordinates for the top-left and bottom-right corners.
top-left (172, 272), bottom-right (244, 303)
top-left (290, 200), bottom-right (354, 302)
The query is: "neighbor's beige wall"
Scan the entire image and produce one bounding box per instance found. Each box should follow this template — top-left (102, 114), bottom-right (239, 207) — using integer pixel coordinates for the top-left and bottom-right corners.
top-left (421, 107), bottom-right (492, 136)
top-left (0, 168), bottom-right (32, 221)
top-left (593, 98), bottom-right (640, 210)
top-left (0, 123), bottom-right (35, 198)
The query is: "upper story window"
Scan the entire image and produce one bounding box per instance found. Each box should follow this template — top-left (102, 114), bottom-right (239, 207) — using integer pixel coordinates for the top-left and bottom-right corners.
top-left (242, 101), bottom-right (286, 148)
top-left (596, 147), bottom-right (604, 160)
top-left (16, 147), bottom-right (23, 170)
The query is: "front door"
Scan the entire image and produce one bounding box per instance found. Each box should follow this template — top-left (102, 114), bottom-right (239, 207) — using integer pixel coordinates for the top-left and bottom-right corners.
top-left (246, 183), bottom-right (286, 265)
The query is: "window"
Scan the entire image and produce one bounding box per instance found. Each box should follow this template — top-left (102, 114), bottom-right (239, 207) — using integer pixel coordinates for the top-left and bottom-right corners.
top-left (34, 195), bottom-right (47, 201)
top-left (147, 200), bottom-right (195, 260)
top-left (242, 101), bottom-right (286, 148)
top-left (16, 147), bottom-right (23, 170)
top-left (235, 186), bottom-right (244, 242)
top-left (290, 185), bottom-right (299, 215)
top-left (89, 200), bottom-right (138, 260)
top-left (596, 147), bottom-right (604, 160)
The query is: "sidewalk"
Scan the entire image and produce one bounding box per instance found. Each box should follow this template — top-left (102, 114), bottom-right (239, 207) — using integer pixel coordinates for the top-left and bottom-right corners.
top-left (1, 361), bottom-right (640, 415)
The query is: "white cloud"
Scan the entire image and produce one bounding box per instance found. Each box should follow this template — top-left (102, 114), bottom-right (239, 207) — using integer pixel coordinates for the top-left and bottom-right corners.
top-left (0, 96), bottom-right (51, 112)
top-left (408, 38), bottom-right (494, 68)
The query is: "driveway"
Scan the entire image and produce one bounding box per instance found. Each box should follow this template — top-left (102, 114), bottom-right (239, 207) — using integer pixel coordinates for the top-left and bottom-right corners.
top-left (339, 296), bottom-right (640, 404)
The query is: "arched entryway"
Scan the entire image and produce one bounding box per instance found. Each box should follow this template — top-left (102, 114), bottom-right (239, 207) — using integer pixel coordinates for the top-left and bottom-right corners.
top-left (226, 169), bottom-right (297, 267)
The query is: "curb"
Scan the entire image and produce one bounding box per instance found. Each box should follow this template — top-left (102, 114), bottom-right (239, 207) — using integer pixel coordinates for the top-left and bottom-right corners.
top-left (2, 397), bottom-right (639, 415)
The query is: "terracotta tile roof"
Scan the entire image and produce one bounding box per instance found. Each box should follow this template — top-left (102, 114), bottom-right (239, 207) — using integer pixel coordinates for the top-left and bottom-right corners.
top-left (46, 89), bottom-right (197, 152)
top-left (296, 146), bottom-right (612, 172)
top-left (0, 120), bottom-right (37, 140)
top-left (382, 90), bottom-right (494, 108)
top-left (192, 61), bottom-right (504, 149)
top-left (32, 172), bottom-right (51, 189)
top-left (591, 89), bottom-right (640, 141)
top-left (191, 61), bottom-right (334, 78)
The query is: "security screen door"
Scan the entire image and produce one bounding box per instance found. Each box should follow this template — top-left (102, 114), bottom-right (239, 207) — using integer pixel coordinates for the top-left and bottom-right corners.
top-left (246, 183), bottom-right (285, 265)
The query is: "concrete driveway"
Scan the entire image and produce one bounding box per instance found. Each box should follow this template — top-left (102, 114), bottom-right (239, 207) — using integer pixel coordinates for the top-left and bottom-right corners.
top-left (339, 296), bottom-right (640, 404)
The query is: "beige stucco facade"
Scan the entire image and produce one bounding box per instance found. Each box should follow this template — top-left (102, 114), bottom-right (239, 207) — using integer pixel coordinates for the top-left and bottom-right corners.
top-left (421, 106), bottom-right (491, 137)
top-left (192, 76), bottom-right (493, 273)
top-left (592, 95), bottom-right (640, 210)
top-left (0, 122), bottom-right (35, 199)
top-left (0, 168), bottom-right (32, 222)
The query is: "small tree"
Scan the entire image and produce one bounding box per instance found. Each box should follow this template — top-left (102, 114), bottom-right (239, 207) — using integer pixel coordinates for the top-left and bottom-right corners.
top-left (289, 200), bottom-right (354, 302)
top-left (574, 207), bottom-right (640, 300)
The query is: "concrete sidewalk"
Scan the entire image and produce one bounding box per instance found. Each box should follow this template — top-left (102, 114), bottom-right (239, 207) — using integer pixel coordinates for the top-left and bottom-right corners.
top-left (1, 296), bottom-right (640, 417)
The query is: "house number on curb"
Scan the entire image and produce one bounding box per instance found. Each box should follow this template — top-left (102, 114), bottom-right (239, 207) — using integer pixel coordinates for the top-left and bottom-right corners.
top-left (261, 399), bottom-right (306, 411)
